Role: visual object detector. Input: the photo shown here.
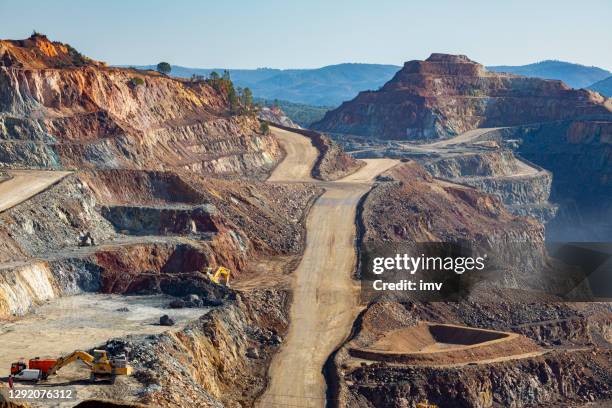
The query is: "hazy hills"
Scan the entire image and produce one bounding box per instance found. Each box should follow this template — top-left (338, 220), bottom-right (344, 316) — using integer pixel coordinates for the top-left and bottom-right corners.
top-left (133, 63), bottom-right (399, 106)
top-left (488, 60), bottom-right (611, 89)
top-left (134, 63), bottom-right (401, 106)
top-left (132, 60), bottom-right (611, 108)
top-left (588, 76), bottom-right (612, 97)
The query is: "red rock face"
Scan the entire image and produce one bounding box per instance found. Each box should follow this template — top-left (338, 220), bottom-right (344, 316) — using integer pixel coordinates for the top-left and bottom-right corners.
top-left (0, 33), bottom-right (103, 69)
top-left (313, 53), bottom-right (610, 140)
top-left (0, 35), bottom-right (280, 176)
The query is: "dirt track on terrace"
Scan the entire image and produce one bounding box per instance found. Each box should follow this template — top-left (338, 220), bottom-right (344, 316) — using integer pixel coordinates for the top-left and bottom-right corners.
top-left (258, 126), bottom-right (397, 407)
top-left (268, 127), bottom-right (318, 182)
top-left (0, 170), bottom-right (71, 213)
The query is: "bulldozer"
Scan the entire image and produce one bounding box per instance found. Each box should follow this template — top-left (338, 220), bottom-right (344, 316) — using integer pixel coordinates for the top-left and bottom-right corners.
top-left (206, 266), bottom-right (231, 286)
top-left (11, 350), bottom-right (132, 383)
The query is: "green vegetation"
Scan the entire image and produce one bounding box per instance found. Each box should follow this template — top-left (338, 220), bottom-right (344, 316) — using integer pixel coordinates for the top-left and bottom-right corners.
top-left (190, 73), bottom-right (206, 82)
top-left (129, 77), bottom-right (145, 87)
top-left (256, 98), bottom-right (333, 127)
top-left (156, 62), bottom-right (172, 75)
top-left (207, 70), bottom-right (254, 114)
top-left (239, 87), bottom-right (253, 107)
top-left (228, 86), bottom-right (240, 113)
top-left (260, 121), bottom-right (270, 135)
top-left (65, 44), bottom-right (87, 67)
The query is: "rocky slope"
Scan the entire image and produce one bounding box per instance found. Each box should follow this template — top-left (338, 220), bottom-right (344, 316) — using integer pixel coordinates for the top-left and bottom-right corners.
top-left (499, 121), bottom-right (612, 241)
top-left (361, 162), bottom-right (543, 247)
top-left (0, 35), bottom-right (330, 408)
top-left (419, 123), bottom-right (612, 241)
top-left (319, 53), bottom-right (611, 241)
top-left (257, 105), bottom-right (300, 128)
top-left (0, 155), bottom-right (320, 407)
top-left (358, 162), bottom-right (556, 289)
top-left (340, 346), bottom-right (610, 408)
top-left (0, 34), bottom-right (280, 178)
top-left (0, 168), bottom-right (319, 317)
top-left (313, 54), bottom-right (610, 140)
top-left (327, 162), bottom-right (611, 407)
top-left (333, 299), bottom-right (611, 407)
top-left (104, 289), bottom-right (290, 408)
top-left (365, 137), bottom-right (558, 223)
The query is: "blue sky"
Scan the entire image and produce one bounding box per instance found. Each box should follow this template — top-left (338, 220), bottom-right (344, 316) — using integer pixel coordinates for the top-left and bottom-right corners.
top-left (1, 0), bottom-right (611, 70)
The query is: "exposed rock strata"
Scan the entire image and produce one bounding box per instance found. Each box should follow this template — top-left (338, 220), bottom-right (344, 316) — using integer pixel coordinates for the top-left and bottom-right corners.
top-left (0, 35), bottom-right (280, 178)
top-left (257, 105), bottom-right (300, 128)
top-left (487, 121), bottom-right (612, 240)
top-left (327, 162), bottom-right (612, 407)
top-left (361, 162), bottom-right (543, 249)
top-left (313, 53), bottom-right (609, 140)
top-left (340, 349), bottom-right (610, 408)
top-left (0, 167), bottom-right (319, 318)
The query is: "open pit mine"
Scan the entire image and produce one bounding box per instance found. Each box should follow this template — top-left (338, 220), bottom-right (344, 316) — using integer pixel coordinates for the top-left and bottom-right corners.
top-left (0, 35), bottom-right (610, 408)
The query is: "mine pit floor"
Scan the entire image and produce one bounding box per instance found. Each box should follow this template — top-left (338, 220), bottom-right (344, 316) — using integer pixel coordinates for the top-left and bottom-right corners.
top-left (0, 293), bottom-right (208, 373)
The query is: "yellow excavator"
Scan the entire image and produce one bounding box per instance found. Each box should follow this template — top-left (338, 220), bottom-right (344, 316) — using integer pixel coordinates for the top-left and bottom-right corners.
top-left (416, 401), bottom-right (438, 408)
top-left (43, 350), bottom-right (132, 383)
top-left (206, 266), bottom-right (231, 286)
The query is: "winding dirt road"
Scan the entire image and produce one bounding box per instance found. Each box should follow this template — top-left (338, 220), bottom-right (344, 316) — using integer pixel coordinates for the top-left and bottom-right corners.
top-left (426, 127), bottom-right (503, 147)
top-left (258, 126), bottom-right (396, 407)
top-left (268, 127), bottom-right (318, 183)
top-left (0, 170), bottom-right (71, 213)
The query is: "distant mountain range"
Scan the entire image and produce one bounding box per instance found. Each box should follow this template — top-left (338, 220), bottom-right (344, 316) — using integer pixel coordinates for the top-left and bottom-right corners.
top-left (488, 60), bottom-right (611, 89)
top-left (588, 76), bottom-right (612, 97)
top-left (131, 59), bottom-right (611, 107)
top-left (133, 63), bottom-right (401, 106)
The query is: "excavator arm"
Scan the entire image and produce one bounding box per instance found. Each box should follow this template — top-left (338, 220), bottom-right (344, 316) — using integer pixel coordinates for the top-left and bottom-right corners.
top-left (213, 266), bottom-right (231, 285)
top-left (45, 351), bottom-right (94, 378)
top-left (206, 266), bottom-right (231, 286)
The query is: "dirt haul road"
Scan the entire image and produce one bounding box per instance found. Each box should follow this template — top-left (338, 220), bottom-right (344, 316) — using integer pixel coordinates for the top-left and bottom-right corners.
top-left (0, 170), bottom-right (71, 213)
top-left (268, 127), bottom-right (318, 182)
top-left (258, 126), bottom-right (397, 407)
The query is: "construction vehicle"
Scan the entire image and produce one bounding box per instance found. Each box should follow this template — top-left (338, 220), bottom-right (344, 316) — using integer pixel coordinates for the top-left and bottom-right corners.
top-left (29, 357), bottom-right (57, 374)
top-left (9, 350), bottom-right (132, 383)
top-left (45, 350), bottom-right (132, 382)
top-left (416, 400), bottom-right (438, 408)
top-left (206, 266), bottom-right (231, 286)
top-left (10, 360), bottom-right (26, 376)
top-left (12, 369), bottom-right (42, 382)
top-left (9, 360), bottom-right (41, 382)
